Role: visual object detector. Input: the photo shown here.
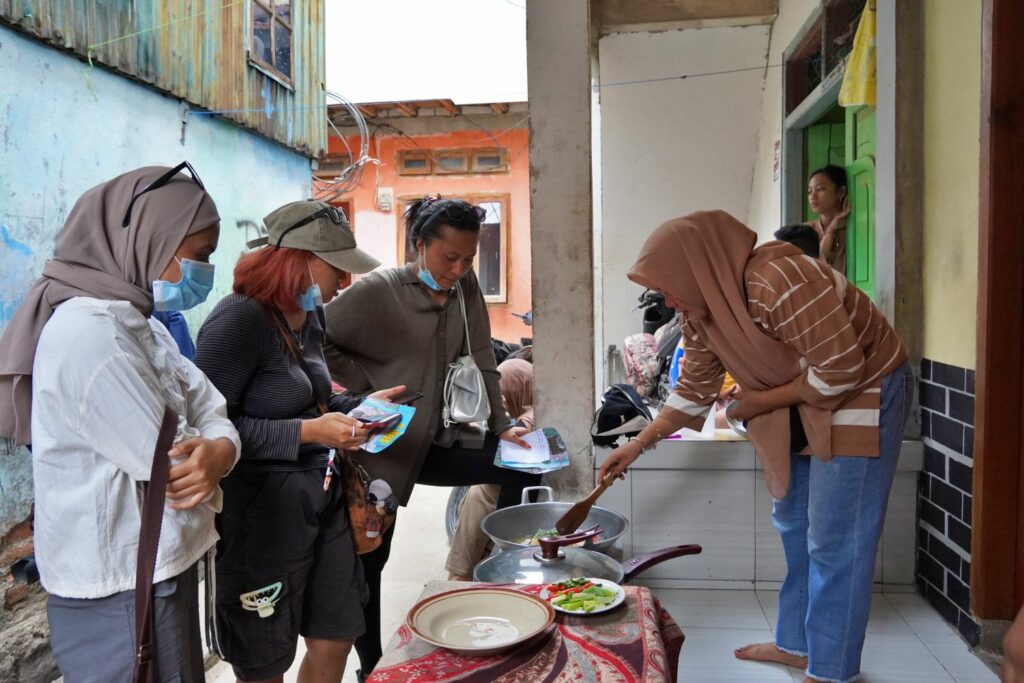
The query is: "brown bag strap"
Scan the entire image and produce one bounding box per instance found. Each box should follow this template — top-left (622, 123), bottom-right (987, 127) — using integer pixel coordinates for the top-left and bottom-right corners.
top-left (132, 406), bottom-right (179, 683)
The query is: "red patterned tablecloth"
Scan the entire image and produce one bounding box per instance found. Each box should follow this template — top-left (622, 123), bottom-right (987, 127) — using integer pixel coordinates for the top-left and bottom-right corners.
top-left (366, 581), bottom-right (683, 682)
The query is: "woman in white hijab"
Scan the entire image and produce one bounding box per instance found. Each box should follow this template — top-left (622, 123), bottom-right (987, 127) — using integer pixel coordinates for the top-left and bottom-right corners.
top-left (0, 164), bottom-right (241, 682)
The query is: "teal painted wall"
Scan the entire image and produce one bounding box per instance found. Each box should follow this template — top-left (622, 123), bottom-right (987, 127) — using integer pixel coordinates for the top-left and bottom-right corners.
top-left (0, 26), bottom-right (313, 533)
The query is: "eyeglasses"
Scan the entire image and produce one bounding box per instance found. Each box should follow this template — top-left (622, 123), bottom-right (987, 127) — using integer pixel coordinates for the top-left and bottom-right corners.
top-left (417, 201), bottom-right (487, 236)
top-left (274, 205), bottom-right (347, 249)
top-left (122, 161), bottom-right (206, 228)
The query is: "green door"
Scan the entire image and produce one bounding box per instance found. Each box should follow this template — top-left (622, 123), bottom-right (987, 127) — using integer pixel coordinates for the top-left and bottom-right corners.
top-left (845, 105), bottom-right (876, 299)
top-left (846, 156), bottom-right (876, 299)
top-left (803, 118), bottom-right (846, 222)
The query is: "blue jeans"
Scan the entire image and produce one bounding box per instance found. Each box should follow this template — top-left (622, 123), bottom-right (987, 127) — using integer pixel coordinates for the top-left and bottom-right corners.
top-left (772, 363), bottom-right (910, 682)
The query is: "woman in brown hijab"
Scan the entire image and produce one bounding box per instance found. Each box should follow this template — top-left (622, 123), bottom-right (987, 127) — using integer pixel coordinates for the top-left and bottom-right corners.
top-left (0, 165), bottom-right (240, 681)
top-left (599, 210), bottom-right (908, 683)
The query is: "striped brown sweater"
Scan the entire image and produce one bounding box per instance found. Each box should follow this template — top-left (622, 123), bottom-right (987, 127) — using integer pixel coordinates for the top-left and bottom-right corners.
top-left (664, 253), bottom-right (907, 457)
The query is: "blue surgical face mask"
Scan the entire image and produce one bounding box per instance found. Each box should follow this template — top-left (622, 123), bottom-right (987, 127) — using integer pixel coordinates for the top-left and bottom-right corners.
top-left (152, 258), bottom-right (215, 312)
top-left (417, 254), bottom-right (446, 291)
top-left (297, 262), bottom-right (323, 311)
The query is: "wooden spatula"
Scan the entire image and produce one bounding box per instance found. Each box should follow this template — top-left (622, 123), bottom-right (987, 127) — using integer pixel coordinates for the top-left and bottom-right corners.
top-left (554, 472), bottom-right (618, 536)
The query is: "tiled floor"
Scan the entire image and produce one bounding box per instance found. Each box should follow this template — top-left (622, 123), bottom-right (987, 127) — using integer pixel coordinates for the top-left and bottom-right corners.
top-left (207, 484), bottom-right (999, 683)
top-left (662, 588), bottom-right (998, 682)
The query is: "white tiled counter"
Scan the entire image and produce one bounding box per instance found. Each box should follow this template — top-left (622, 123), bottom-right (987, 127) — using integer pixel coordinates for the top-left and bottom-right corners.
top-left (593, 437), bottom-right (923, 590)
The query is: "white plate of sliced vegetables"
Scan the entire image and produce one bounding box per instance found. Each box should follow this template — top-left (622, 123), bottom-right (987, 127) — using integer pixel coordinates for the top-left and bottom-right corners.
top-left (540, 577), bottom-right (626, 615)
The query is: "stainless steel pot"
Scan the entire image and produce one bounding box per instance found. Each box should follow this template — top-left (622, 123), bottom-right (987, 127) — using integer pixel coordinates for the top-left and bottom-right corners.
top-left (725, 412), bottom-right (748, 437)
top-left (473, 528), bottom-right (703, 585)
top-left (480, 486), bottom-right (629, 554)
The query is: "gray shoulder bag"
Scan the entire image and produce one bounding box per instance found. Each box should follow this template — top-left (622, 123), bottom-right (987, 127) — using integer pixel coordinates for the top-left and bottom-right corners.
top-left (442, 281), bottom-right (491, 427)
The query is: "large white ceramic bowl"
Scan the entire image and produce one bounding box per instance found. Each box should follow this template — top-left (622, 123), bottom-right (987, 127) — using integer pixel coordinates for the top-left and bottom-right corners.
top-left (407, 587), bottom-right (555, 656)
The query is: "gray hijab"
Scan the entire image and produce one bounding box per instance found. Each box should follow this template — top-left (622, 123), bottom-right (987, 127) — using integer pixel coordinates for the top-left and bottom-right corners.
top-left (0, 165), bottom-right (220, 445)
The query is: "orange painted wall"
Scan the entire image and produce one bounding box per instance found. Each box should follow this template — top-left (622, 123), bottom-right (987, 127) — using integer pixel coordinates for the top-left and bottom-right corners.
top-left (317, 127), bottom-right (532, 343)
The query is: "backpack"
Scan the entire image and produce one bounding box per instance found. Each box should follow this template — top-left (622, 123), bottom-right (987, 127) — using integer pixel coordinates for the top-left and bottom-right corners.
top-left (622, 333), bottom-right (660, 399)
top-left (591, 383), bottom-right (654, 447)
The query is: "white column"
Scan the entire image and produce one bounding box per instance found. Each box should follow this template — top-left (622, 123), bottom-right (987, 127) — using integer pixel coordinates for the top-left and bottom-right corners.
top-left (527, 0), bottom-right (596, 499)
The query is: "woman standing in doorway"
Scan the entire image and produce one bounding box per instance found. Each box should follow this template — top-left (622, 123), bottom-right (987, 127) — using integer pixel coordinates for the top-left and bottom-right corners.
top-left (807, 164), bottom-right (851, 273)
top-left (599, 210), bottom-right (909, 683)
top-left (322, 196), bottom-right (539, 680)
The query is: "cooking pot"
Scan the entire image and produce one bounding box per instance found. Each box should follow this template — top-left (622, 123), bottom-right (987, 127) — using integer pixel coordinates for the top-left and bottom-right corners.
top-left (725, 412), bottom-right (748, 438)
top-left (473, 527), bottom-right (702, 585)
top-left (481, 486), bottom-right (628, 554)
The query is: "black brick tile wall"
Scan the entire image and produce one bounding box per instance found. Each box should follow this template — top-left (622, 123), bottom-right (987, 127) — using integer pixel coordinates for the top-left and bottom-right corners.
top-left (930, 414), bottom-right (964, 453)
top-left (917, 358), bottom-right (979, 646)
top-left (948, 391), bottom-right (974, 426)
top-left (917, 551), bottom-right (945, 589)
top-left (948, 517), bottom-right (971, 554)
top-left (930, 478), bottom-right (963, 517)
top-left (919, 498), bottom-right (945, 532)
top-left (924, 446), bottom-right (945, 479)
top-left (947, 575), bottom-right (970, 612)
top-left (920, 382), bottom-right (947, 412)
top-left (931, 361), bottom-right (965, 392)
top-left (949, 459), bottom-right (972, 494)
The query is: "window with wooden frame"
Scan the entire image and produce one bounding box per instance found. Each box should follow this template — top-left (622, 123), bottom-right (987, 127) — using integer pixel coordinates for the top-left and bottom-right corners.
top-left (434, 151), bottom-right (471, 174)
top-left (313, 153), bottom-right (353, 179)
top-left (397, 148), bottom-right (509, 176)
top-left (395, 194), bottom-right (510, 303)
top-left (396, 150), bottom-right (433, 176)
top-left (249, 0), bottom-right (293, 85)
top-left (471, 149), bottom-right (508, 173)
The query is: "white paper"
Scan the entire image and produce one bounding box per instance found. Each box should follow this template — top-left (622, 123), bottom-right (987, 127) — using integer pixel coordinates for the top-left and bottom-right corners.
top-left (676, 404), bottom-right (717, 439)
top-left (498, 429), bottom-right (551, 464)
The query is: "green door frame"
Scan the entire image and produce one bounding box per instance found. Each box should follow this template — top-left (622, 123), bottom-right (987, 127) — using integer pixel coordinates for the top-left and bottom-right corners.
top-left (782, 0), bottom-right (925, 436)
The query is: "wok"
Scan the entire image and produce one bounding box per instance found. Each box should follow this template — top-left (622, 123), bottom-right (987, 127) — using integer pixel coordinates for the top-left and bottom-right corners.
top-left (473, 527), bottom-right (703, 585)
top-left (481, 486), bottom-right (629, 554)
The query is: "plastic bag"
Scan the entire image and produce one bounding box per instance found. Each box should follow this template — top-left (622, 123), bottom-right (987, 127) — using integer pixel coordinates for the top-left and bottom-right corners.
top-left (839, 0), bottom-right (877, 107)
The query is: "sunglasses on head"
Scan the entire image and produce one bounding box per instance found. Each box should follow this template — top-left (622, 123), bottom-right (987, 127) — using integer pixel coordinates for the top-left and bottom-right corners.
top-left (121, 161), bottom-right (205, 228)
top-left (417, 201), bottom-right (487, 235)
top-left (275, 205), bottom-right (347, 249)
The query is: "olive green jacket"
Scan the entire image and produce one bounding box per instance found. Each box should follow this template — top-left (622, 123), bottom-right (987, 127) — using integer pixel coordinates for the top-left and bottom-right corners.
top-left (322, 265), bottom-right (513, 505)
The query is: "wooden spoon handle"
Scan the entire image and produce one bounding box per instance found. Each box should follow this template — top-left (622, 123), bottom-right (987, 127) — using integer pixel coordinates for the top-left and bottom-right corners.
top-left (580, 472), bottom-right (617, 506)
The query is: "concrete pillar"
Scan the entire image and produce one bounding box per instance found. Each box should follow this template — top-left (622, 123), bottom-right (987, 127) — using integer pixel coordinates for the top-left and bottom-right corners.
top-left (876, 0), bottom-right (924, 437)
top-left (527, 0), bottom-right (596, 499)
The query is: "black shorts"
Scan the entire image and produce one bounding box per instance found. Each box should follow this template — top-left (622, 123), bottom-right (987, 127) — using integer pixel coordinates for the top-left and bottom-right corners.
top-left (211, 468), bottom-right (368, 681)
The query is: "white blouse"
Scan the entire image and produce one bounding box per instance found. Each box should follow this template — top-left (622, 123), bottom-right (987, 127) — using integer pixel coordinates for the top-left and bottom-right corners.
top-left (31, 297), bottom-right (240, 599)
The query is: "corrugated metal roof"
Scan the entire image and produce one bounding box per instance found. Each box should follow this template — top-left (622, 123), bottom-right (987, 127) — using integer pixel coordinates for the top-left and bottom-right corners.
top-left (0, 0), bottom-right (325, 157)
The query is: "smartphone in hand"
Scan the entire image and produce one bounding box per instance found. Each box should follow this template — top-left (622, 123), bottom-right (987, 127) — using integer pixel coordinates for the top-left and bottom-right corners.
top-left (389, 390), bottom-right (424, 406)
top-left (358, 414), bottom-right (402, 433)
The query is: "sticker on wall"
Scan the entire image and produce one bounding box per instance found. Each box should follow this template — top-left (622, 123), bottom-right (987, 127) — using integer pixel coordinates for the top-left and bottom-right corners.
top-left (377, 187), bottom-right (394, 212)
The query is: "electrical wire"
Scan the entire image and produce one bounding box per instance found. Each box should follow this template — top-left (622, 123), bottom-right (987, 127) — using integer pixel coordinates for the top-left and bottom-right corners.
top-left (313, 90), bottom-right (380, 202)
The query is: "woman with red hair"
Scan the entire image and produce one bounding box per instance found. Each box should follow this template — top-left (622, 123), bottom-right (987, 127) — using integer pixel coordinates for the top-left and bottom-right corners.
top-left (195, 201), bottom-right (401, 683)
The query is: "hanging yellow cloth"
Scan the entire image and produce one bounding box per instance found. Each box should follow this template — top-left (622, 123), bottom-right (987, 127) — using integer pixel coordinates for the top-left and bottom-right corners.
top-left (838, 0), bottom-right (876, 107)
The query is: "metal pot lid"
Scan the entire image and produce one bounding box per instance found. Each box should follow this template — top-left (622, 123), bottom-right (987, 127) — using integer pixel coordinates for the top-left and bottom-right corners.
top-left (473, 529), bottom-right (625, 585)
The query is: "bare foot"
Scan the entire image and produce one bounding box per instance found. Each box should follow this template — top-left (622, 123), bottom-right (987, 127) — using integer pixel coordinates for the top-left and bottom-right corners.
top-left (447, 573), bottom-right (472, 581)
top-left (733, 642), bottom-right (807, 669)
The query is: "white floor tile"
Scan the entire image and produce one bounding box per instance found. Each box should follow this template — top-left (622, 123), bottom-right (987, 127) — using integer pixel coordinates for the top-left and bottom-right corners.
top-left (917, 633), bottom-right (1000, 682)
top-left (207, 485), bottom-right (454, 683)
top-left (653, 588), bottom-right (772, 630)
top-left (865, 593), bottom-right (914, 634)
top-left (676, 627), bottom-right (803, 681)
top-left (885, 593), bottom-right (958, 636)
top-left (859, 632), bottom-right (955, 682)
